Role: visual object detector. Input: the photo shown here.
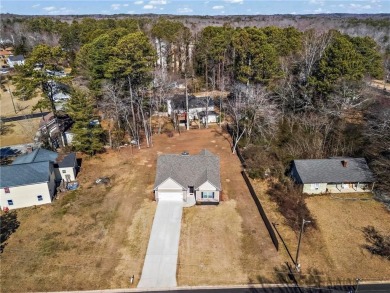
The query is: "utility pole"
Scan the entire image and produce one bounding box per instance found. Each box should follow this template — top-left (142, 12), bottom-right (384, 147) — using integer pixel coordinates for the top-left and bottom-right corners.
top-left (295, 218), bottom-right (311, 272)
top-left (185, 72), bottom-right (189, 130)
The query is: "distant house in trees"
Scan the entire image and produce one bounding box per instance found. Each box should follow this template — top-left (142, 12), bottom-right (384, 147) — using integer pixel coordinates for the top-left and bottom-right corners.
top-left (167, 95), bottom-right (215, 122)
top-left (7, 55), bottom-right (25, 68)
top-left (0, 148), bottom-right (78, 210)
top-left (290, 158), bottom-right (375, 194)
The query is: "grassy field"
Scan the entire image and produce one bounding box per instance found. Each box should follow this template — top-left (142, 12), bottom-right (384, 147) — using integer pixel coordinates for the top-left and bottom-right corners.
top-left (0, 80), bottom-right (43, 117)
top-left (0, 78), bottom-right (45, 146)
top-left (252, 180), bottom-right (390, 285)
top-left (0, 118), bottom-right (41, 146)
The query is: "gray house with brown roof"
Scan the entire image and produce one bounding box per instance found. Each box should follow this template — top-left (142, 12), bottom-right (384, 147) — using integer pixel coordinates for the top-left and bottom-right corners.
top-left (291, 158), bottom-right (375, 194)
top-left (154, 149), bottom-right (221, 205)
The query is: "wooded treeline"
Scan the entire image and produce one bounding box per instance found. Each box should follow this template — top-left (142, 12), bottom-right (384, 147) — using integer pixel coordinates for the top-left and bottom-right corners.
top-left (3, 16), bottom-right (390, 196)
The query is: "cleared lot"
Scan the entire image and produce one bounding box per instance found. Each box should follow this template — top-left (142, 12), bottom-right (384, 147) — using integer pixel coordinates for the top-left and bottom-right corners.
top-left (0, 127), bottom-right (282, 291)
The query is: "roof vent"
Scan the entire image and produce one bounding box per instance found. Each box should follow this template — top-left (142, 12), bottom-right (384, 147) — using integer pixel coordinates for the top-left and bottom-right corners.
top-left (181, 151), bottom-right (189, 156)
top-left (341, 160), bottom-right (348, 168)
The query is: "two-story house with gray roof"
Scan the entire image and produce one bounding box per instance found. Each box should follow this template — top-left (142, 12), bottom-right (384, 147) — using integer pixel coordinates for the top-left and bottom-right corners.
top-left (0, 161), bottom-right (56, 210)
top-left (154, 149), bottom-right (221, 205)
top-left (290, 158), bottom-right (375, 194)
top-left (0, 148), bottom-right (77, 210)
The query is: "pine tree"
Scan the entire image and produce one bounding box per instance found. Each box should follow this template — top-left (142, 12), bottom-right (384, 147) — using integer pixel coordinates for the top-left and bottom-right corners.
top-left (65, 89), bottom-right (104, 156)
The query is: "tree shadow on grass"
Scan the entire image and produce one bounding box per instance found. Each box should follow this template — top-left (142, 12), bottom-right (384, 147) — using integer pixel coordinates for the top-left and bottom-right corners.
top-left (0, 211), bottom-right (20, 253)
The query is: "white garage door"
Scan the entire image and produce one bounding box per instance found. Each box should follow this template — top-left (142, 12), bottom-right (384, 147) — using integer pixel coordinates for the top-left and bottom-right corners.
top-left (158, 191), bottom-right (183, 201)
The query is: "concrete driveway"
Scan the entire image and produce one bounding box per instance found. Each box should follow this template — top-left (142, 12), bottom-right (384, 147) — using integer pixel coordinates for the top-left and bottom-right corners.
top-left (137, 199), bottom-right (183, 288)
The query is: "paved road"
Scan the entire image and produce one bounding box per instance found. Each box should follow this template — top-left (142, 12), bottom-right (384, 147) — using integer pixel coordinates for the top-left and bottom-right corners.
top-left (137, 199), bottom-right (183, 288)
top-left (42, 282), bottom-right (390, 293)
top-left (1, 111), bottom-right (50, 122)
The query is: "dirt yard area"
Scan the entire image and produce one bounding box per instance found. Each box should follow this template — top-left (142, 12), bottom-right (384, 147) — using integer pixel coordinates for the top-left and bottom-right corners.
top-left (252, 180), bottom-right (390, 285)
top-left (0, 118), bottom-right (41, 146)
top-left (1, 127), bottom-right (282, 292)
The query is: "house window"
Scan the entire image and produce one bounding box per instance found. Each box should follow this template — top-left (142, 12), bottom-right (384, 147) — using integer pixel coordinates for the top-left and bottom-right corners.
top-left (37, 195), bottom-right (43, 201)
top-left (311, 183), bottom-right (320, 190)
top-left (201, 191), bottom-right (214, 199)
top-left (62, 170), bottom-right (67, 174)
top-left (7, 200), bottom-right (13, 206)
top-left (4, 187), bottom-right (10, 193)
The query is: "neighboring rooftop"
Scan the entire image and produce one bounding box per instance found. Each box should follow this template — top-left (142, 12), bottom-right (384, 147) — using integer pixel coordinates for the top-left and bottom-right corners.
top-left (154, 149), bottom-right (221, 190)
top-left (12, 148), bottom-right (58, 165)
top-left (0, 161), bottom-right (53, 188)
top-left (8, 55), bottom-right (24, 62)
top-left (293, 158), bottom-right (375, 184)
top-left (57, 153), bottom-right (77, 168)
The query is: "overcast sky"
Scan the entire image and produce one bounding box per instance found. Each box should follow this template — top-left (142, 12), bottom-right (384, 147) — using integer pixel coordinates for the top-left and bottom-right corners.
top-left (1, 0), bottom-right (389, 16)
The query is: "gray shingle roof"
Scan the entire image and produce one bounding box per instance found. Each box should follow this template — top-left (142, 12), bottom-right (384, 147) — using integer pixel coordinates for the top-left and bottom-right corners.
top-left (12, 148), bottom-right (58, 165)
top-left (154, 149), bottom-right (221, 191)
top-left (58, 153), bottom-right (76, 168)
top-left (293, 158), bottom-right (375, 184)
top-left (0, 161), bottom-right (53, 188)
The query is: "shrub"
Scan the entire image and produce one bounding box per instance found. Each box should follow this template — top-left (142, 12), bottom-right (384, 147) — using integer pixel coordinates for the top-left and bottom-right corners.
top-left (362, 226), bottom-right (390, 260)
top-left (267, 181), bottom-right (316, 231)
top-left (242, 145), bottom-right (284, 180)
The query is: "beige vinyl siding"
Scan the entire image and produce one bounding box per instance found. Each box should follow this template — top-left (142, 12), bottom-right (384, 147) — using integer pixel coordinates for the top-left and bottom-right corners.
top-left (0, 182), bottom-right (52, 210)
top-left (155, 178), bottom-right (185, 201)
top-left (195, 181), bottom-right (219, 202)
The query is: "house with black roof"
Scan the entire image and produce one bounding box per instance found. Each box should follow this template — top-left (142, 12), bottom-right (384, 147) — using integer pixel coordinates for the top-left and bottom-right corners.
top-left (290, 158), bottom-right (375, 194)
top-left (0, 148), bottom-right (77, 210)
top-left (167, 95), bottom-right (215, 122)
top-left (154, 149), bottom-right (221, 205)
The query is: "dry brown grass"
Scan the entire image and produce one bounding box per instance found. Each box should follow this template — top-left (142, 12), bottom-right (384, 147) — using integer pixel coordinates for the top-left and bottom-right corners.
top-left (0, 80), bottom-right (44, 117)
top-left (0, 118), bottom-right (41, 146)
top-left (252, 179), bottom-right (390, 284)
top-left (178, 201), bottom-right (246, 285)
